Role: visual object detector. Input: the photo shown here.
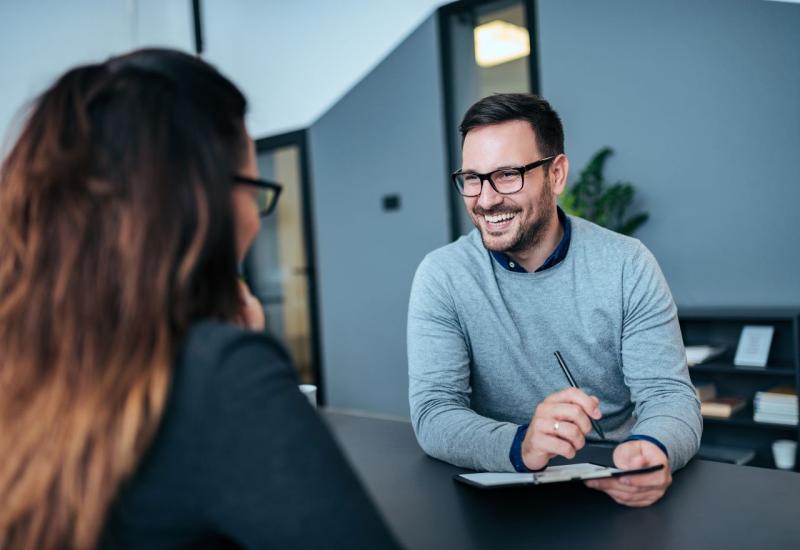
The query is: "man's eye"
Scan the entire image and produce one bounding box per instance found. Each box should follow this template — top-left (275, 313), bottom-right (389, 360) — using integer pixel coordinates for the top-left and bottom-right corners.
top-left (498, 170), bottom-right (519, 180)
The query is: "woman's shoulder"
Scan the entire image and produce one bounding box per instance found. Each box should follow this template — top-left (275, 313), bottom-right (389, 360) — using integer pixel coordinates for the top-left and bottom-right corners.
top-left (102, 322), bottom-right (305, 547)
top-left (170, 320), bottom-right (297, 418)
top-left (179, 320), bottom-right (291, 374)
top-left (182, 318), bottom-right (289, 357)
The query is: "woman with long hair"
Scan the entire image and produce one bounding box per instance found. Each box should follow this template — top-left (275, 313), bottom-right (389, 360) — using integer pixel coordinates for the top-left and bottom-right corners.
top-left (0, 49), bottom-right (400, 549)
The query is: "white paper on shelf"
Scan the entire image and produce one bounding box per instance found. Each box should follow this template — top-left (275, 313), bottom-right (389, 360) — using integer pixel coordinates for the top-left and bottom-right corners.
top-left (685, 345), bottom-right (727, 366)
top-left (734, 326), bottom-right (774, 367)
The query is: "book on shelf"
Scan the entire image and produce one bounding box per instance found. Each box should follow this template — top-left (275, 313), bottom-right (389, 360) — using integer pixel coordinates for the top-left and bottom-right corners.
top-left (697, 443), bottom-right (756, 465)
top-left (755, 402), bottom-right (799, 415)
top-left (701, 396), bottom-right (747, 418)
top-left (694, 382), bottom-right (717, 402)
top-left (754, 384), bottom-right (798, 425)
top-left (755, 384), bottom-right (797, 402)
top-left (686, 345), bottom-right (728, 366)
top-left (753, 412), bottom-right (798, 426)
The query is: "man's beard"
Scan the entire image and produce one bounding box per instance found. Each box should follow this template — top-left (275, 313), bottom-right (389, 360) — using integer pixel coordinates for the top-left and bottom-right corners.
top-left (473, 178), bottom-right (556, 254)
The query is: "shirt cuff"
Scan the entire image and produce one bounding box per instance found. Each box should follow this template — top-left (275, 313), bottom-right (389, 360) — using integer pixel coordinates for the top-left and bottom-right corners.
top-left (508, 424), bottom-right (549, 472)
top-left (509, 425), bottom-right (532, 472)
top-left (623, 434), bottom-right (669, 460)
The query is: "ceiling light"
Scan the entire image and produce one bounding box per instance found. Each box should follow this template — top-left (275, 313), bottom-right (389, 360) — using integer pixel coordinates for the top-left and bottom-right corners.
top-left (474, 20), bottom-right (530, 68)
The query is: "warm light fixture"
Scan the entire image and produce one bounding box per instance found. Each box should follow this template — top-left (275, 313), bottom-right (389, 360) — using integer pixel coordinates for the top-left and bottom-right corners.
top-left (474, 20), bottom-right (530, 68)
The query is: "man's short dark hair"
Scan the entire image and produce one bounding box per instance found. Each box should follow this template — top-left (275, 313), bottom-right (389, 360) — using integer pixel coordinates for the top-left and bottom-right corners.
top-left (459, 93), bottom-right (564, 157)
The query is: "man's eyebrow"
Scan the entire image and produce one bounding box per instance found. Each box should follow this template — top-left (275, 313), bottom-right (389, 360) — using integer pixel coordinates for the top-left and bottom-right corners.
top-left (460, 164), bottom-right (519, 173)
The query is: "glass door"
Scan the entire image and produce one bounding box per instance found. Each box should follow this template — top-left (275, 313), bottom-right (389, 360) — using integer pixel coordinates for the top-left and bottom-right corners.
top-left (242, 131), bottom-right (321, 393)
top-left (440, 0), bottom-right (538, 238)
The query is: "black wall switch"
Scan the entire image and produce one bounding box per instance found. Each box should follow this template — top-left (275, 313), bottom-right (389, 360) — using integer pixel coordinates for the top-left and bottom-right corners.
top-left (382, 194), bottom-right (401, 211)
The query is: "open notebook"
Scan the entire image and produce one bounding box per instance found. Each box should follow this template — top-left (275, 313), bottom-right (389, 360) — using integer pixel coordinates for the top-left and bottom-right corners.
top-left (455, 463), bottom-right (663, 489)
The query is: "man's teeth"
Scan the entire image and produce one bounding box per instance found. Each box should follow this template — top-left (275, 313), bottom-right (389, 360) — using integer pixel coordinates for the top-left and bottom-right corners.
top-left (484, 213), bottom-right (516, 223)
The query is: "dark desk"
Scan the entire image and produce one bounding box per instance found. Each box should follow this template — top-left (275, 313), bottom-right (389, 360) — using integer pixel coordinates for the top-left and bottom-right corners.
top-left (324, 410), bottom-right (800, 550)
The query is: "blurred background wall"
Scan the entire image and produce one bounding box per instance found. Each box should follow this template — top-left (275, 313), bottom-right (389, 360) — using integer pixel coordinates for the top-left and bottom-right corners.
top-left (538, 0), bottom-right (800, 308)
top-left (1, 0), bottom-right (798, 418)
top-left (309, 14), bottom-right (451, 415)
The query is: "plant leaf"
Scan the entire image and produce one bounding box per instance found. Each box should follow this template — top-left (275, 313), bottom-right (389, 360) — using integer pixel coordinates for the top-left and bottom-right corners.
top-left (619, 213), bottom-right (650, 236)
top-left (561, 147), bottom-right (649, 236)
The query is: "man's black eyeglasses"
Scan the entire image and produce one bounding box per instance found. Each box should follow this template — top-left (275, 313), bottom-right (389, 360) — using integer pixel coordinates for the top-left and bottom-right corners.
top-left (451, 156), bottom-right (556, 197)
top-left (232, 175), bottom-right (283, 217)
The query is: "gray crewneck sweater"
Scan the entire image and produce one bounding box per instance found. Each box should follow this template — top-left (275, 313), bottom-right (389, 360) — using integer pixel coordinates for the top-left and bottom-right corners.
top-left (407, 216), bottom-right (701, 472)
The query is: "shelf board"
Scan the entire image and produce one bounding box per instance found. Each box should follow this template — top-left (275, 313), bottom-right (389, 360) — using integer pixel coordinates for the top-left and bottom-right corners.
top-left (678, 306), bottom-right (800, 320)
top-left (689, 363), bottom-right (796, 377)
top-left (703, 406), bottom-right (798, 429)
top-left (703, 416), bottom-right (797, 430)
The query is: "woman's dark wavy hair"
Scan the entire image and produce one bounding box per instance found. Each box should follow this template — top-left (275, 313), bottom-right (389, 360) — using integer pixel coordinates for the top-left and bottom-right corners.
top-left (0, 48), bottom-right (247, 549)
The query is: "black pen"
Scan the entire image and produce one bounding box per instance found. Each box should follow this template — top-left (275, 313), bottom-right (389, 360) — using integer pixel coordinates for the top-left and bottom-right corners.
top-left (553, 351), bottom-right (605, 440)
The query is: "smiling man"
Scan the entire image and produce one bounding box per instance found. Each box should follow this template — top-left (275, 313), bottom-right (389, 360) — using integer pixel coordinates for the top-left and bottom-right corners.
top-left (407, 93), bottom-right (701, 507)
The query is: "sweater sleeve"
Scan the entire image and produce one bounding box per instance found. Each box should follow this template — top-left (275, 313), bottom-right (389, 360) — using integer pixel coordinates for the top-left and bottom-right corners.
top-left (620, 243), bottom-right (702, 471)
top-left (201, 332), bottom-right (402, 549)
top-left (407, 256), bottom-right (519, 472)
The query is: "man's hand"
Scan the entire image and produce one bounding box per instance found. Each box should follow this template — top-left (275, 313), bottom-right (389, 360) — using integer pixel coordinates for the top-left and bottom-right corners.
top-left (585, 439), bottom-right (671, 507)
top-left (235, 280), bottom-right (266, 331)
top-left (521, 388), bottom-right (602, 471)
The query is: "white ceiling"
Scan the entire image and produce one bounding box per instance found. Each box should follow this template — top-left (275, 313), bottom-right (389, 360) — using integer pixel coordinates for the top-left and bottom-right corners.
top-left (0, 0), bottom-right (450, 145)
top-left (201, 0), bottom-right (450, 137)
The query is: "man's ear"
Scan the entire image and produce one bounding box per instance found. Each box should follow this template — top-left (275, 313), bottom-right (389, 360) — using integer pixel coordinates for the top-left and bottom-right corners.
top-left (550, 154), bottom-right (569, 195)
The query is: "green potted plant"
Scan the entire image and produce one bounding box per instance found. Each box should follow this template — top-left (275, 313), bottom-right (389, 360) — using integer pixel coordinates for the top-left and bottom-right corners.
top-left (559, 147), bottom-right (649, 236)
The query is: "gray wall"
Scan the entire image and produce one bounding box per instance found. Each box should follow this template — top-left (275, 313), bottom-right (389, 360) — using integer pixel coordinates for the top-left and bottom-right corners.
top-left (308, 0), bottom-right (800, 416)
top-left (538, 0), bottom-right (800, 306)
top-left (309, 14), bottom-right (450, 417)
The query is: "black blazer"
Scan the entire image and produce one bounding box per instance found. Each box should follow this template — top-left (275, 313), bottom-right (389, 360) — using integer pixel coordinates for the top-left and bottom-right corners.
top-left (102, 320), bottom-right (401, 549)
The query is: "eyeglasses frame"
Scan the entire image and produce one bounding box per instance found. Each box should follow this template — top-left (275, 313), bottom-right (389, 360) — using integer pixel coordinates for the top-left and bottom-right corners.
top-left (232, 174), bottom-right (283, 217)
top-left (451, 155), bottom-right (557, 197)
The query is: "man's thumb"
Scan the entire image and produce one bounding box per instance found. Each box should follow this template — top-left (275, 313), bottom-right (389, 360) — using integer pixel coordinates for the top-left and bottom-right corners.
top-left (616, 442), bottom-right (646, 468)
top-left (630, 452), bottom-right (648, 468)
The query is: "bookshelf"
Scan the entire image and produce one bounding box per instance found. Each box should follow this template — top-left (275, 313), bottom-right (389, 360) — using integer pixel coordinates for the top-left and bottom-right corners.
top-left (678, 307), bottom-right (800, 471)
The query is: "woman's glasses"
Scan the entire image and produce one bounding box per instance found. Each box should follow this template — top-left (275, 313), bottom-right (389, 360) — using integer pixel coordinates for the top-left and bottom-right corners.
top-left (232, 175), bottom-right (283, 217)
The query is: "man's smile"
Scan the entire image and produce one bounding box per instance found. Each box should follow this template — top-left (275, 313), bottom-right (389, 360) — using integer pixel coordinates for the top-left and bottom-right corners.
top-left (477, 210), bottom-right (520, 233)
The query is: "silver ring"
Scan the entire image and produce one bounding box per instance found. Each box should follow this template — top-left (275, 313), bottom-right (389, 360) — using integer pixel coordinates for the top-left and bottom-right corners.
top-left (554, 421), bottom-right (560, 432)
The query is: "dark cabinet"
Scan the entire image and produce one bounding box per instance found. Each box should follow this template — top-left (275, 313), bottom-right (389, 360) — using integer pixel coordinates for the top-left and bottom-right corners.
top-left (678, 307), bottom-right (800, 470)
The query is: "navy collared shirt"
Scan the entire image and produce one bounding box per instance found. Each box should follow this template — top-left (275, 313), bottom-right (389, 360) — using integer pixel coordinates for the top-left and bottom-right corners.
top-left (490, 206), bottom-right (572, 273)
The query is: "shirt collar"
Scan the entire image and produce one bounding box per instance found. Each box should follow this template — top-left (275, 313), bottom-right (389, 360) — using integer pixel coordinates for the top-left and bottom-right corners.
top-left (490, 207), bottom-right (572, 273)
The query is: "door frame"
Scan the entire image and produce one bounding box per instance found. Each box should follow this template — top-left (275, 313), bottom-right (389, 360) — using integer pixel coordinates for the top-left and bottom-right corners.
top-left (437, 0), bottom-right (540, 241)
top-left (255, 130), bottom-right (325, 405)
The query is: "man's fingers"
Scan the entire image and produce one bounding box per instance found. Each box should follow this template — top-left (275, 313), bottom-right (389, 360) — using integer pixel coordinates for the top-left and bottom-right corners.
top-left (612, 443), bottom-right (642, 468)
top-left (608, 488), bottom-right (664, 504)
top-left (586, 477), bottom-right (635, 493)
top-left (543, 388), bottom-right (602, 419)
top-left (540, 403), bottom-right (593, 435)
top-left (525, 389), bottom-right (605, 471)
top-left (585, 479), bottom-right (666, 507)
top-left (619, 470), bottom-right (670, 489)
top-left (626, 452), bottom-right (648, 470)
top-left (533, 416), bottom-right (586, 450)
top-left (587, 474), bottom-right (669, 493)
top-left (551, 420), bottom-right (585, 450)
top-left (529, 434), bottom-right (578, 460)
top-left (611, 442), bottom-right (671, 488)
top-left (603, 488), bottom-right (663, 507)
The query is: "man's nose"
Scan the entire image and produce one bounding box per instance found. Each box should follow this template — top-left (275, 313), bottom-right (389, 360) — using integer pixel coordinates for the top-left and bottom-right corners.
top-left (476, 179), bottom-right (503, 210)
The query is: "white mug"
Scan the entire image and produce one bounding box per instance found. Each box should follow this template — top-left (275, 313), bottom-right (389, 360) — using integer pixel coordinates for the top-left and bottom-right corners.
top-left (772, 439), bottom-right (797, 470)
top-left (299, 384), bottom-right (317, 408)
